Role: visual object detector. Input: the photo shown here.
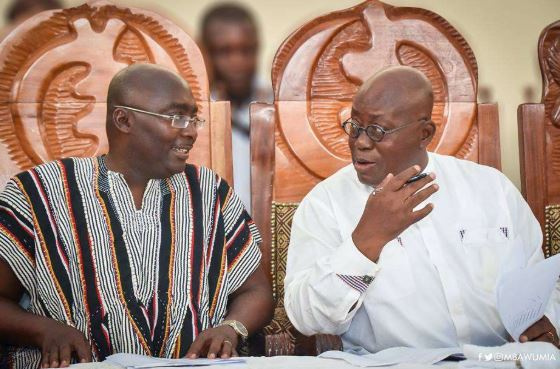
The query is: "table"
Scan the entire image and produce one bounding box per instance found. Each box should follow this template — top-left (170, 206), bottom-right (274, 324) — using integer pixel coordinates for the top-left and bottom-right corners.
top-left (65, 356), bottom-right (460, 369)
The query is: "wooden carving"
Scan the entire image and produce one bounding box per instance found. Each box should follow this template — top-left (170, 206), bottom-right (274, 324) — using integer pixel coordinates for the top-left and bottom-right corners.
top-left (518, 19), bottom-right (560, 257)
top-left (0, 0), bottom-right (232, 188)
top-left (542, 21), bottom-right (560, 127)
top-left (268, 0), bottom-right (499, 202)
top-left (540, 20), bottom-right (560, 197)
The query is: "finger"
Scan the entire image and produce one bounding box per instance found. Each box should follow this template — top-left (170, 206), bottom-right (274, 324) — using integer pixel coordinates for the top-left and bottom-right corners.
top-left (186, 336), bottom-right (207, 359)
top-left (401, 172), bottom-right (436, 197)
top-left (220, 339), bottom-right (233, 358)
top-left (520, 318), bottom-right (549, 341)
top-left (207, 337), bottom-right (224, 359)
top-left (406, 184), bottom-right (439, 209)
top-left (232, 348), bottom-right (239, 357)
top-left (409, 203), bottom-right (434, 224)
top-left (58, 344), bottom-right (71, 367)
top-left (375, 173), bottom-right (394, 191)
top-left (74, 338), bottom-right (92, 363)
top-left (386, 165), bottom-right (422, 191)
top-left (41, 349), bottom-right (50, 368)
top-left (531, 331), bottom-right (557, 344)
top-left (49, 345), bottom-right (60, 368)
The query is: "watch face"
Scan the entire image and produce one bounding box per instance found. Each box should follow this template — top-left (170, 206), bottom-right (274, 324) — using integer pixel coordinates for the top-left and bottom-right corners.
top-left (233, 321), bottom-right (248, 337)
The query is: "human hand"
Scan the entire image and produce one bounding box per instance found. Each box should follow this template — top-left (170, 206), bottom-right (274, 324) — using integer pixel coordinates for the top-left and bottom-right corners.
top-left (518, 316), bottom-right (559, 347)
top-left (38, 319), bottom-right (91, 368)
top-left (185, 325), bottom-right (239, 359)
top-left (352, 165), bottom-right (438, 262)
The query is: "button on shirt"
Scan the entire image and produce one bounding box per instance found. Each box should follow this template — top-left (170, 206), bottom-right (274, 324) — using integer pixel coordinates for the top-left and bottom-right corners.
top-left (284, 153), bottom-right (560, 353)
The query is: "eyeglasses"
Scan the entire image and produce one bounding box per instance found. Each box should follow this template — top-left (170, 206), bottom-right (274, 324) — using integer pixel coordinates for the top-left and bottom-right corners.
top-left (342, 118), bottom-right (427, 142)
top-left (114, 105), bottom-right (205, 130)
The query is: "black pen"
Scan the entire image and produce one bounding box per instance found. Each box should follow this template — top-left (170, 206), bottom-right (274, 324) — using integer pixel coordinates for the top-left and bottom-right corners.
top-left (405, 172), bottom-right (428, 184)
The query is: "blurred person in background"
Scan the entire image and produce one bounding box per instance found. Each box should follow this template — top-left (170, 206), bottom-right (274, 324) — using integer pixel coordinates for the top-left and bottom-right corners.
top-left (200, 3), bottom-right (272, 213)
top-left (3, 0), bottom-right (62, 33)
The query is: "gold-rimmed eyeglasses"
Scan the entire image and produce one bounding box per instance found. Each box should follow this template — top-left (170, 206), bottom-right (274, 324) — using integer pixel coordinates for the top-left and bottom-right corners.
top-left (114, 105), bottom-right (205, 130)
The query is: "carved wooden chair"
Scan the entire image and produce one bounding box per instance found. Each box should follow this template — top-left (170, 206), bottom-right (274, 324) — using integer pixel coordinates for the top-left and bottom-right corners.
top-left (251, 0), bottom-right (501, 356)
top-left (518, 20), bottom-right (560, 258)
top-left (0, 0), bottom-right (232, 189)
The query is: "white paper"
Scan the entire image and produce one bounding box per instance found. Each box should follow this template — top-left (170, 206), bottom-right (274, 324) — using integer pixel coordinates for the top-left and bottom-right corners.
top-left (318, 347), bottom-right (462, 367)
top-left (105, 353), bottom-right (245, 368)
top-left (496, 253), bottom-right (560, 341)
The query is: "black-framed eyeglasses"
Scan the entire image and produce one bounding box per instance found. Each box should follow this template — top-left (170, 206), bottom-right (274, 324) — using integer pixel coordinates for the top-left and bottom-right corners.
top-left (114, 105), bottom-right (205, 130)
top-left (341, 118), bottom-right (427, 142)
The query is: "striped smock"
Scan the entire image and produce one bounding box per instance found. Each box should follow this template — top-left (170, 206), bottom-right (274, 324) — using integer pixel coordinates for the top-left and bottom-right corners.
top-left (0, 156), bottom-right (261, 368)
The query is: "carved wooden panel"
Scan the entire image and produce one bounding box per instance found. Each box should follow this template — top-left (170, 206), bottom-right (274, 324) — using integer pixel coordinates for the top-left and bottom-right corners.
top-left (0, 1), bottom-right (232, 188)
top-left (540, 20), bottom-right (560, 205)
top-left (269, 0), bottom-right (491, 202)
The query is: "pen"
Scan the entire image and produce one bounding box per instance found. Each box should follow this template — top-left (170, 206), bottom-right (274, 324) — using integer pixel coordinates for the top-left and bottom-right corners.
top-left (405, 172), bottom-right (428, 184)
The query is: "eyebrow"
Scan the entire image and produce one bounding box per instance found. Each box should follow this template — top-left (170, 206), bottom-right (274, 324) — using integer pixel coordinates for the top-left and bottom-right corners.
top-left (350, 113), bottom-right (384, 126)
top-left (350, 108), bottom-right (382, 121)
top-left (163, 102), bottom-right (197, 115)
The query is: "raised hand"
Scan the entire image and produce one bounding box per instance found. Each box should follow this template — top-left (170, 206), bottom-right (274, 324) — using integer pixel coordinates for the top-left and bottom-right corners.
top-left (352, 165), bottom-right (438, 262)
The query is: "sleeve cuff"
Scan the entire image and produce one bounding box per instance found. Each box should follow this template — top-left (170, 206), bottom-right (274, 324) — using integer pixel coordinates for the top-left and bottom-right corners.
top-left (336, 274), bottom-right (373, 293)
top-left (330, 236), bottom-right (380, 278)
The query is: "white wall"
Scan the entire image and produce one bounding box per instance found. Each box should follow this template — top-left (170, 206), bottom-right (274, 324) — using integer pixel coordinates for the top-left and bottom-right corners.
top-left (1, 0), bottom-right (559, 188)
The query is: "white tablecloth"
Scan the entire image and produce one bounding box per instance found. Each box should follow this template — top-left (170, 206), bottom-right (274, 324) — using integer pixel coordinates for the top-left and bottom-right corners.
top-left (66, 356), bottom-right (459, 369)
top-left (63, 342), bottom-right (560, 369)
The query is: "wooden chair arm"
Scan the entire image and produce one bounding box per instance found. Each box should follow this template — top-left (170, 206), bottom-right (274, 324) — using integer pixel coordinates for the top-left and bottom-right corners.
top-left (294, 331), bottom-right (343, 356)
top-left (251, 329), bottom-right (342, 356)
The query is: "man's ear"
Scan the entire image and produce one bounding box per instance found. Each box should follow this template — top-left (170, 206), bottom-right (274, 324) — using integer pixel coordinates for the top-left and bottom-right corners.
top-left (420, 120), bottom-right (436, 148)
top-left (112, 108), bottom-right (133, 133)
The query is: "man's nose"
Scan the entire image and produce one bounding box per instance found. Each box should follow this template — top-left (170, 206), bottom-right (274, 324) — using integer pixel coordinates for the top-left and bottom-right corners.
top-left (355, 130), bottom-right (374, 149)
top-left (179, 123), bottom-right (198, 140)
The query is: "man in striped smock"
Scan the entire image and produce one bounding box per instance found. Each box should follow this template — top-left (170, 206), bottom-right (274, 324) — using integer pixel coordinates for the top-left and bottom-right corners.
top-left (0, 64), bottom-right (273, 368)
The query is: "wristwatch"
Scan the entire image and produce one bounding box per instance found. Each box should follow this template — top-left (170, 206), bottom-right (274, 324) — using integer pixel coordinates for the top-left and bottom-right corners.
top-left (218, 319), bottom-right (249, 339)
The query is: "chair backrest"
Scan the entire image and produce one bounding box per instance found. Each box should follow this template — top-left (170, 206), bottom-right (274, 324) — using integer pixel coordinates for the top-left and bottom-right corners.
top-left (252, 0), bottom-right (501, 284)
top-left (0, 0), bottom-right (232, 189)
top-left (518, 19), bottom-right (560, 258)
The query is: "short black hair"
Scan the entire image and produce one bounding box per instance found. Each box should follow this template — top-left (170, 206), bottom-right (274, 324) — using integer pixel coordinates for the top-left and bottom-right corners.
top-left (201, 3), bottom-right (256, 41)
top-left (6, 0), bottom-right (62, 22)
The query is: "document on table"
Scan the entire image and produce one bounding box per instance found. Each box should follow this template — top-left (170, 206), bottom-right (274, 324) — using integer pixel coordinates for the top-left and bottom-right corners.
top-left (319, 347), bottom-right (463, 367)
top-left (105, 353), bottom-right (245, 368)
top-left (496, 253), bottom-right (560, 342)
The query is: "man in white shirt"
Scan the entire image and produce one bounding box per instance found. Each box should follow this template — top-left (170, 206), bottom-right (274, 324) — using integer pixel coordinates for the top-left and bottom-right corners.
top-left (284, 66), bottom-right (559, 352)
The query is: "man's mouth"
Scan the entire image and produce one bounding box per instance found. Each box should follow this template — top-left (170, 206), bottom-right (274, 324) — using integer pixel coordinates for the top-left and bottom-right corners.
top-left (354, 159), bottom-right (376, 167)
top-left (172, 145), bottom-right (192, 158)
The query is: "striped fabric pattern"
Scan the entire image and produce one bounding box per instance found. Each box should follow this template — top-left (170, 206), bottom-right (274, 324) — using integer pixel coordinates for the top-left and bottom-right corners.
top-left (336, 274), bottom-right (373, 294)
top-left (0, 157), bottom-right (261, 368)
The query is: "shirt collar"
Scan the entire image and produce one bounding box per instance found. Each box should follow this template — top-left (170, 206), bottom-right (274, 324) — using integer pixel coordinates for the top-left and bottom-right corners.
top-left (424, 152), bottom-right (435, 174)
